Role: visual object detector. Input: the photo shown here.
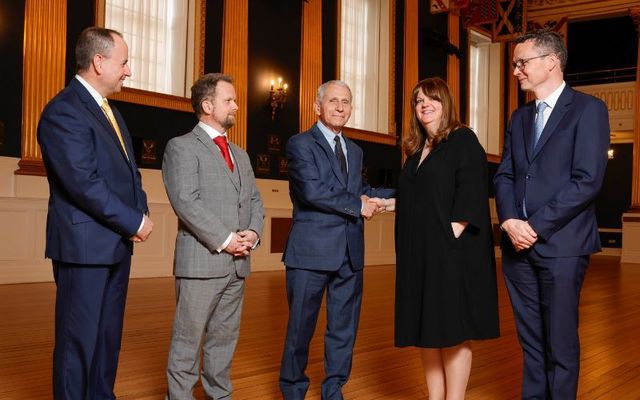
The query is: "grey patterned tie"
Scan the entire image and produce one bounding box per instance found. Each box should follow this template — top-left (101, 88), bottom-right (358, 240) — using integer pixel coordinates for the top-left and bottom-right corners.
top-left (334, 135), bottom-right (347, 180)
top-left (532, 101), bottom-right (549, 149)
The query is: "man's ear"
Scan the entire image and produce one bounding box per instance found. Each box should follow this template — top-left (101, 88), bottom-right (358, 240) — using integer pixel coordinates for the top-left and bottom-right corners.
top-left (313, 101), bottom-right (321, 116)
top-left (92, 54), bottom-right (104, 75)
top-left (201, 99), bottom-right (213, 115)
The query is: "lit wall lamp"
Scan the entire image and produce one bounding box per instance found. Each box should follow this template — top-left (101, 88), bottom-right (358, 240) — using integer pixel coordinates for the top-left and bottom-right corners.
top-left (608, 148), bottom-right (614, 160)
top-left (269, 77), bottom-right (288, 120)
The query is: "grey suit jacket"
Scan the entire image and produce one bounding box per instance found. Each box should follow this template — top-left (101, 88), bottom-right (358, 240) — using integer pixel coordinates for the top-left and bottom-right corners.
top-left (162, 124), bottom-right (264, 278)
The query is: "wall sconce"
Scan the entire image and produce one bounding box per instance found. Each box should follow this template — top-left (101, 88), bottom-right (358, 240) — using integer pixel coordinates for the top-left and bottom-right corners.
top-left (608, 148), bottom-right (614, 160)
top-left (269, 77), bottom-right (288, 120)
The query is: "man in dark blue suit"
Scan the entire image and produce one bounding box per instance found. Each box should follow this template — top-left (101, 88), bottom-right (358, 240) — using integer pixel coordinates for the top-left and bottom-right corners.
top-left (37, 27), bottom-right (153, 399)
top-left (279, 81), bottom-right (395, 400)
top-left (494, 30), bottom-right (609, 399)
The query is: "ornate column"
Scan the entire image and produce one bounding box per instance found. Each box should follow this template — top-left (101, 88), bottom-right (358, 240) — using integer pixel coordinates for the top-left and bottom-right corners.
top-left (299, 0), bottom-right (323, 132)
top-left (222, 0), bottom-right (249, 149)
top-left (447, 12), bottom-right (460, 117)
top-left (402, 0), bottom-right (419, 158)
top-left (16, 0), bottom-right (67, 176)
top-left (629, 7), bottom-right (640, 211)
top-left (621, 7), bottom-right (640, 264)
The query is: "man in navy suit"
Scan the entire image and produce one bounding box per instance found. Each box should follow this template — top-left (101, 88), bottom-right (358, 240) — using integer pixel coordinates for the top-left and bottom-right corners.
top-left (279, 80), bottom-right (395, 400)
top-left (494, 30), bottom-right (609, 399)
top-left (37, 27), bottom-right (153, 399)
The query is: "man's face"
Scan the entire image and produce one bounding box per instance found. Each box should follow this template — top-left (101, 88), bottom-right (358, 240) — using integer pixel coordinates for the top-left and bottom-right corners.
top-left (512, 40), bottom-right (553, 92)
top-left (99, 34), bottom-right (131, 96)
top-left (204, 81), bottom-right (238, 132)
top-left (314, 83), bottom-right (352, 133)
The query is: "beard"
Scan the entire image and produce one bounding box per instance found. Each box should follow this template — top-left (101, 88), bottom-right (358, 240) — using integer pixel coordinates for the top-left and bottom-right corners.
top-left (220, 114), bottom-right (236, 130)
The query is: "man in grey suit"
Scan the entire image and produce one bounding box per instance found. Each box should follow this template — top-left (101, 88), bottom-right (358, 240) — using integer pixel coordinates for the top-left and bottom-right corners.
top-left (162, 73), bottom-right (264, 399)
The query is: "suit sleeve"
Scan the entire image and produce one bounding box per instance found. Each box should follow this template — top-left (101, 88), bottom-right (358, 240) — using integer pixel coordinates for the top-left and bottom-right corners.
top-left (287, 137), bottom-right (362, 217)
top-left (38, 101), bottom-right (143, 237)
top-left (162, 139), bottom-right (233, 253)
top-left (240, 152), bottom-right (265, 238)
top-left (527, 99), bottom-right (610, 241)
top-left (451, 130), bottom-right (489, 229)
top-left (493, 117), bottom-right (519, 223)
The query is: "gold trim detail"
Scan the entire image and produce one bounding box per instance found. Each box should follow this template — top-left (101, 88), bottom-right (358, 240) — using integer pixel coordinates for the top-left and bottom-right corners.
top-left (109, 88), bottom-right (193, 112)
top-left (528, 0), bottom-right (640, 20)
top-left (17, 0), bottom-right (67, 176)
top-left (344, 127), bottom-right (398, 146)
top-left (402, 0), bottom-right (419, 158)
top-left (300, 0), bottom-right (323, 132)
top-left (222, 0), bottom-right (248, 149)
top-left (388, 0), bottom-right (397, 135)
top-left (447, 13), bottom-right (460, 118)
top-left (631, 7), bottom-right (640, 209)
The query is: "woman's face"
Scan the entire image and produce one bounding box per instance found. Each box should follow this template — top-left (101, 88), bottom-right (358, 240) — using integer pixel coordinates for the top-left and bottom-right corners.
top-left (414, 88), bottom-right (443, 135)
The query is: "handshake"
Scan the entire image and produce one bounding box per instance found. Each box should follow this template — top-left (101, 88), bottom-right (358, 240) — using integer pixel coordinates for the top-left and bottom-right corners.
top-left (361, 195), bottom-right (396, 219)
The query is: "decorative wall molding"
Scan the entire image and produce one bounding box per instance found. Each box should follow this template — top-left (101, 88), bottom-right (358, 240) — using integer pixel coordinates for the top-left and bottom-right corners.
top-left (16, 0), bottom-right (67, 176)
top-left (222, 0), bottom-right (249, 149)
top-left (402, 0), bottom-right (419, 159)
top-left (448, 13), bottom-right (461, 117)
top-left (0, 162), bottom-right (397, 283)
top-left (528, 0), bottom-right (640, 20)
top-left (576, 82), bottom-right (636, 132)
top-left (299, 0), bottom-right (323, 132)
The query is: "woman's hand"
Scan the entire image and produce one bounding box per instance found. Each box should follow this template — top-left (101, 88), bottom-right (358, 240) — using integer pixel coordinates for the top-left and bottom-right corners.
top-left (451, 221), bottom-right (468, 239)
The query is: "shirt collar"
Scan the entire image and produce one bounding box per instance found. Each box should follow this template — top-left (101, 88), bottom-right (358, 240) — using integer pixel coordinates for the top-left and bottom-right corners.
top-left (75, 74), bottom-right (105, 107)
top-left (198, 121), bottom-right (226, 140)
top-left (537, 81), bottom-right (566, 110)
top-left (317, 120), bottom-right (345, 148)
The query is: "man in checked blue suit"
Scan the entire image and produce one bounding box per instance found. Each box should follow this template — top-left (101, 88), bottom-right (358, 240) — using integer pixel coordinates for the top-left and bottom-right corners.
top-left (37, 27), bottom-right (152, 399)
top-left (279, 80), bottom-right (395, 400)
top-left (494, 30), bottom-right (609, 399)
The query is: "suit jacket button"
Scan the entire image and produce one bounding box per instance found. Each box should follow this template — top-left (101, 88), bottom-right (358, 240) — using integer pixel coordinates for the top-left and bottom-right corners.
top-left (526, 175), bottom-right (530, 180)
top-left (238, 204), bottom-right (242, 208)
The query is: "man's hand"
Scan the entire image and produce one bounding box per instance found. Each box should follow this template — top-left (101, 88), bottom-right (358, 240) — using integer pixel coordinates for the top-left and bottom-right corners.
top-left (130, 214), bottom-right (154, 243)
top-left (360, 195), bottom-right (377, 219)
top-left (224, 232), bottom-right (250, 257)
top-left (237, 230), bottom-right (258, 249)
top-left (368, 198), bottom-right (395, 213)
top-left (501, 218), bottom-right (538, 251)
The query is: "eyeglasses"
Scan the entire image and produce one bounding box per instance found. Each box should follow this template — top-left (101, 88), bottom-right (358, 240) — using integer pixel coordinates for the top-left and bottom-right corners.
top-left (511, 54), bottom-right (550, 71)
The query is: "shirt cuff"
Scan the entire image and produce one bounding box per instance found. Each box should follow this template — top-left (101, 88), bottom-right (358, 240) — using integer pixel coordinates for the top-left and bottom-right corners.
top-left (136, 216), bottom-right (145, 234)
top-left (216, 232), bottom-right (234, 253)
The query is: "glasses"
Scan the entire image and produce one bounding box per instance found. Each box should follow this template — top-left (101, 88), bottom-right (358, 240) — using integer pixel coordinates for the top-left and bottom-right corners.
top-left (511, 54), bottom-right (550, 71)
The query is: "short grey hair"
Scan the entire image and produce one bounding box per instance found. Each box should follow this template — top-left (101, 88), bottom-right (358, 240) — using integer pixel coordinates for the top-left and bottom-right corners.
top-left (316, 80), bottom-right (352, 103)
top-left (75, 27), bottom-right (124, 72)
top-left (516, 29), bottom-right (568, 71)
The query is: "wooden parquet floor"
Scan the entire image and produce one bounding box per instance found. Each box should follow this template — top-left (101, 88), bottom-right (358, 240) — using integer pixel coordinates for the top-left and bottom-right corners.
top-left (1, 256), bottom-right (639, 399)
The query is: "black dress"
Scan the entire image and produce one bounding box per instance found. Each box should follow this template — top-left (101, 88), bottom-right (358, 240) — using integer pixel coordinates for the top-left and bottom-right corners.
top-left (394, 127), bottom-right (500, 348)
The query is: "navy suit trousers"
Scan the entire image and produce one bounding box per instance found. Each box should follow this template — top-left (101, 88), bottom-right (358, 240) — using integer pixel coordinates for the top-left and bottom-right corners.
top-left (502, 248), bottom-right (588, 400)
top-left (280, 256), bottom-right (363, 400)
top-left (52, 258), bottom-right (131, 400)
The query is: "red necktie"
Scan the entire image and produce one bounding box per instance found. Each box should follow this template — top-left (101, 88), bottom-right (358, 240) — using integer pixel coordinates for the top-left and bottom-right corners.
top-left (213, 135), bottom-right (234, 172)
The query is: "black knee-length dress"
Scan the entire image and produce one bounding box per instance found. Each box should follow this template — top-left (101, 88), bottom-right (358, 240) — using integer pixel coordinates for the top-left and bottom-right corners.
top-left (394, 127), bottom-right (500, 348)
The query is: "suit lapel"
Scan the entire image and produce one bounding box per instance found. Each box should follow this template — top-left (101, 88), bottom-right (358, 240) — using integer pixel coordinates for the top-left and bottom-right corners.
top-left (523, 102), bottom-right (536, 162)
top-left (531, 86), bottom-right (573, 160)
top-left (345, 137), bottom-right (360, 193)
top-left (71, 79), bottom-right (132, 167)
top-left (311, 125), bottom-right (347, 187)
top-left (193, 125), bottom-right (240, 192)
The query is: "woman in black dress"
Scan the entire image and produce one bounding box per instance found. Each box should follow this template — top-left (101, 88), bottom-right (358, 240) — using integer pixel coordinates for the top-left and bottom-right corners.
top-left (394, 78), bottom-right (499, 399)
